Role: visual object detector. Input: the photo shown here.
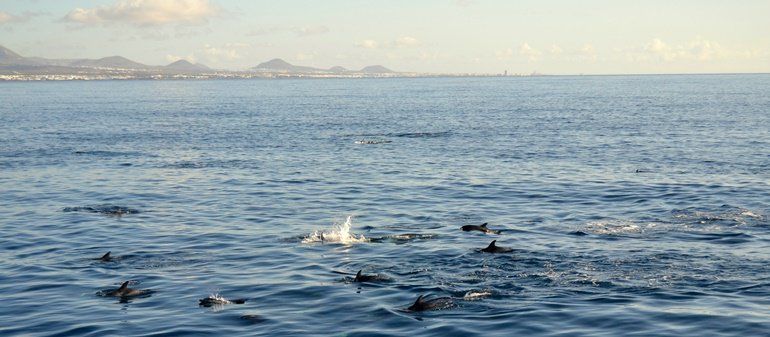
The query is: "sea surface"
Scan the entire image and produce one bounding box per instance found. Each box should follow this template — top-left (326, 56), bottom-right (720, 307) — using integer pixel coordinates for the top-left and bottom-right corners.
top-left (1, 75), bottom-right (769, 337)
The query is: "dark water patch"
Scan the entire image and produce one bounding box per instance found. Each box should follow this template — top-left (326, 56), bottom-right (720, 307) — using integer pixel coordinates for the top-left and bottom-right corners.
top-left (354, 139), bottom-right (393, 145)
top-left (369, 233), bottom-right (439, 244)
top-left (63, 204), bottom-right (140, 216)
top-left (238, 314), bottom-right (268, 324)
top-left (673, 231), bottom-right (755, 244)
top-left (390, 131), bottom-right (452, 138)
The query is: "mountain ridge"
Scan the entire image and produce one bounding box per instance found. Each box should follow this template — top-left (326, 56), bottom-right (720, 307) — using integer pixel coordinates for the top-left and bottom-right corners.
top-left (251, 58), bottom-right (395, 74)
top-left (0, 45), bottom-right (397, 75)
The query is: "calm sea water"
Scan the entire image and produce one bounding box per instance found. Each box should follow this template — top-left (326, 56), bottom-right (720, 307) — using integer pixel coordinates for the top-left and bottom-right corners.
top-left (1, 75), bottom-right (769, 337)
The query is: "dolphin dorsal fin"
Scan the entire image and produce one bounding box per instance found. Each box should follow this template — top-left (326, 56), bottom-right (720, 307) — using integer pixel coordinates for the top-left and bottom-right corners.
top-left (414, 295), bottom-right (424, 305)
top-left (101, 251), bottom-right (111, 260)
top-left (355, 270), bottom-right (362, 280)
top-left (488, 240), bottom-right (497, 248)
top-left (119, 281), bottom-right (129, 290)
top-left (481, 223), bottom-right (488, 228)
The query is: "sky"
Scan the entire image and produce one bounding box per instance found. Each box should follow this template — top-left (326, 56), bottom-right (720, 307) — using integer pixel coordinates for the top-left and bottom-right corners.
top-left (1, 0), bottom-right (769, 74)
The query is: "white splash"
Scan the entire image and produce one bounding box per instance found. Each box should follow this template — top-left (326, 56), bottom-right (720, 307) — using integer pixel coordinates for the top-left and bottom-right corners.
top-left (585, 221), bottom-right (644, 235)
top-left (463, 290), bottom-right (492, 300)
top-left (302, 215), bottom-right (368, 244)
top-left (206, 293), bottom-right (231, 304)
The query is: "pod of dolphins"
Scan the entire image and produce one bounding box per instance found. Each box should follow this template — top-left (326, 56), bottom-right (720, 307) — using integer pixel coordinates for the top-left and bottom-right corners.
top-left (96, 221), bottom-right (510, 313)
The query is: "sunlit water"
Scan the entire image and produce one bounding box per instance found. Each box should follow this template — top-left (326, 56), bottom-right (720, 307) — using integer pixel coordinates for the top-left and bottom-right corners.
top-left (1, 75), bottom-right (769, 336)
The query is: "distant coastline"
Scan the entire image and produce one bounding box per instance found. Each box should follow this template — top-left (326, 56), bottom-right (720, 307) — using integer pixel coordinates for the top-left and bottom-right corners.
top-left (2, 45), bottom-right (766, 81)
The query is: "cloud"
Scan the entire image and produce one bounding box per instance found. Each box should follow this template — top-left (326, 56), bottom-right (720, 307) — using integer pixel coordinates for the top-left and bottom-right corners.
top-left (635, 37), bottom-right (745, 62)
top-left (687, 37), bottom-right (724, 61)
top-left (201, 43), bottom-right (246, 63)
top-left (356, 39), bottom-right (379, 49)
top-left (454, 0), bottom-right (476, 7)
top-left (166, 53), bottom-right (197, 63)
top-left (246, 26), bottom-right (284, 36)
top-left (495, 48), bottom-right (513, 60)
top-left (293, 25), bottom-right (329, 37)
top-left (549, 44), bottom-right (563, 55)
top-left (246, 25), bottom-right (330, 37)
top-left (63, 0), bottom-right (220, 27)
top-left (0, 10), bottom-right (43, 24)
top-left (295, 52), bottom-right (315, 61)
top-left (579, 43), bottom-right (598, 61)
top-left (394, 36), bottom-right (421, 48)
top-left (356, 36), bottom-right (421, 49)
top-left (418, 51), bottom-right (440, 61)
top-left (519, 43), bottom-right (542, 61)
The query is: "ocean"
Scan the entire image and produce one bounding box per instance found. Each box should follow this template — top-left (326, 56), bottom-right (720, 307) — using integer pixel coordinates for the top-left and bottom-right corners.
top-left (1, 75), bottom-right (769, 336)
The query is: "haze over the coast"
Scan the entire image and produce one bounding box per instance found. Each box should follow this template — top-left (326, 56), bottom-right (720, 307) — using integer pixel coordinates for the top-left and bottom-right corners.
top-left (1, 0), bottom-right (769, 74)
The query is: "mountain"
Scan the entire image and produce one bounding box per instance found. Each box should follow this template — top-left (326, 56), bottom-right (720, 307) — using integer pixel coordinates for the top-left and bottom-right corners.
top-left (0, 46), bottom-right (156, 70)
top-left (0, 45), bottom-right (35, 65)
top-left (251, 59), bottom-right (396, 74)
top-left (164, 59), bottom-right (211, 72)
top-left (1, 45), bottom-right (399, 76)
top-left (251, 58), bottom-right (322, 73)
top-left (328, 66), bottom-right (348, 73)
top-left (360, 65), bottom-right (394, 73)
top-left (69, 56), bottom-right (150, 69)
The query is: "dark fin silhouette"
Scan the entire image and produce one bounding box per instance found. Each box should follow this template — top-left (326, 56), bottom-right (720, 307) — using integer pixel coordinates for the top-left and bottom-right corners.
top-left (118, 281), bottom-right (129, 291)
top-left (355, 270), bottom-right (363, 281)
top-left (481, 223), bottom-right (488, 228)
top-left (413, 295), bottom-right (424, 306)
top-left (100, 251), bottom-right (111, 261)
top-left (487, 240), bottom-right (497, 248)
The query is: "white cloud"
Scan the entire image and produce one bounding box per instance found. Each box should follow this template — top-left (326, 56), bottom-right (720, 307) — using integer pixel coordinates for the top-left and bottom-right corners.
top-left (293, 25), bottom-right (330, 37)
top-left (519, 43), bottom-right (542, 61)
top-left (418, 51), bottom-right (440, 60)
top-left (202, 43), bottom-right (244, 62)
top-left (247, 25), bottom-right (330, 37)
top-left (0, 10), bottom-right (41, 24)
top-left (246, 26), bottom-right (284, 36)
top-left (688, 37), bottom-right (723, 61)
top-left (166, 53), bottom-right (197, 63)
top-left (356, 36), bottom-right (421, 49)
top-left (495, 48), bottom-right (513, 60)
top-left (0, 11), bottom-right (15, 24)
top-left (394, 36), bottom-right (421, 48)
top-left (549, 44), bottom-right (563, 55)
top-left (63, 0), bottom-right (220, 27)
top-left (579, 43), bottom-right (598, 61)
top-left (636, 37), bottom-right (744, 62)
top-left (356, 39), bottom-right (379, 49)
top-left (454, 0), bottom-right (476, 7)
top-left (295, 52), bottom-right (315, 61)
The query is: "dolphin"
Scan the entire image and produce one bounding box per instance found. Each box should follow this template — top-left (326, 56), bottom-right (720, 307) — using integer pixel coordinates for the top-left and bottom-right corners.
top-left (355, 139), bottom-right (392, 145)
top-left (199, 294), bottom-right (247, 307)
top-left (240, 314), bottom-right (267, 323)
top-left (406, 294), bottom-right (454, 312)
top-left (103, 281), bottom-right (150, 298)
top-left (353, 270), bottom-right (390, 283)
top-left (461, 223), bottom-right (501, 234)
top-left (98, 251), bottom-right (113, 262)
top-left (480, 240), bottom-right (513, 253)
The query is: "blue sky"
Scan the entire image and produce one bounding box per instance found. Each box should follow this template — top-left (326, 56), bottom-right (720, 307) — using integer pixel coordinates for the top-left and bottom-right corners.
top-left (1, 0), bottom-right (769, 74)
